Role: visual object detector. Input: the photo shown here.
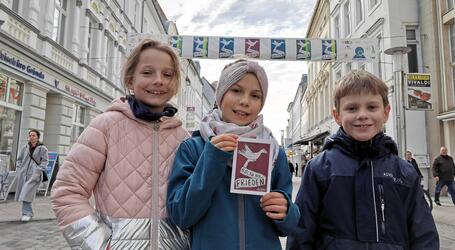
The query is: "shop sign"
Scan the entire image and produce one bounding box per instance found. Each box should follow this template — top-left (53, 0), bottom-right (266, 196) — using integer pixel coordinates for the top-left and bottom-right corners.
top-left (0, 50), bottom-right (97, 106)
top-left (404, 73), bottom-right (432, 110)
top-left (0, 51), bottom-right (45, 80)
top-left (54, 80), bottom-right (96, 106)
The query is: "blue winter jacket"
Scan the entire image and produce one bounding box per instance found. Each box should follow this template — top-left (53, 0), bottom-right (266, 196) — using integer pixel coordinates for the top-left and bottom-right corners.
top-left (287, 128), bottom-right (439, 250)
top-left (167, 131), bottom-right (300, 250)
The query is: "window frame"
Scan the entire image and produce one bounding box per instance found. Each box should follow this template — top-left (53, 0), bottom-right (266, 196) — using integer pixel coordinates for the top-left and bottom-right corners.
top-left (343, 1), bottom-right (351, 36)
top-left (355, 0), bottom-right (364, 27)
top-left (71, 104), bottom-right (86, 143)
top-left (52, 0), bottom-right (68, 45)
top-left (405, 26), bottom-right (422, 73)
top-left (450, 22), bottom-right (455, 99)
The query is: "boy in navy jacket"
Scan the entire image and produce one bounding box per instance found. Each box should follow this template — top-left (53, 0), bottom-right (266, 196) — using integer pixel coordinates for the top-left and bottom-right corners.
top-left (287, 70), bottom-right (438, 249)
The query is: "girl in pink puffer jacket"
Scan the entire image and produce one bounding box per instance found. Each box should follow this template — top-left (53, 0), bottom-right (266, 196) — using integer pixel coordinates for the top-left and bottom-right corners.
top-left (51, 39), bottom-right (190, 250)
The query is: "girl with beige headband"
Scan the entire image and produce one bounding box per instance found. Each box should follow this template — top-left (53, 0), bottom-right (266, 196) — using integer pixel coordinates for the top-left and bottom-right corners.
top-left (167, 59), bottom-right (299, 249)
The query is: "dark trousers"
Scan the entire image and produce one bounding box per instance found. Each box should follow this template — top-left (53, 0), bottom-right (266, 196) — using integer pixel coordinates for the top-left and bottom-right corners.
top-left (434, 180), bottom-right (455, 205)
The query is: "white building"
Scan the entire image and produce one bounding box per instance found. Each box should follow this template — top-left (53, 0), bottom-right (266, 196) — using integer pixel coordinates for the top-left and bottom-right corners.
top-left (329, 0), bottom-right (432, 183)
top-left (0, 0), bottom-right (204, 175)
top-left (201, 76), bottom-right (216, 117)
top-left (298, 0), bottom-right (335, 158)
top-left (286, 74), bottom-right (307, 165)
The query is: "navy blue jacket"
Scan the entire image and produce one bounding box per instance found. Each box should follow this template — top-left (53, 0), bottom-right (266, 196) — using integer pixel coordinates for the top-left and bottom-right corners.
top-left (287, 129), bottom-right (438, 250)
top-left (167, 131), bottom-right (300, 250)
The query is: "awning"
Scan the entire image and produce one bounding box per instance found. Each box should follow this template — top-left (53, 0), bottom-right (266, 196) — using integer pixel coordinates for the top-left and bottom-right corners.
top-left (288, 131), bottom-right (330, 147)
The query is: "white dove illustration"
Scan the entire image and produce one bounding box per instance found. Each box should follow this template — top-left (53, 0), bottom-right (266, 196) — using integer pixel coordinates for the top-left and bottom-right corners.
top-left (272, 40), bottom-right (284, 54)
top-left (297, 40), bottom-right (306, 53)
top-left (323, 40), bottom-right (333, 55)
top-left (220, 39), bottom-right (233, 53)
top-left (246, 40), bottom-right (259, 53)
top-left (194, 38), bottom-right (204, 51)
top-left (238, 144), bottom-right (268, 169)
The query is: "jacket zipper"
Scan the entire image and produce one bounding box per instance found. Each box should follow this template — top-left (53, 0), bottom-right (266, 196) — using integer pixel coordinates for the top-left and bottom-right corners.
top-left (378, 184), bottom-right (386, 236)
top-left (151, 121), bottom-right (160, 250)
top-left (370, 161), bottom-right (379, 242)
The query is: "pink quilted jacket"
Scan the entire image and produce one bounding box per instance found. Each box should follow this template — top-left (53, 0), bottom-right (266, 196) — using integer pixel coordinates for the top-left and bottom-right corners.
top-left (51, 97), bottom-right (190, 250)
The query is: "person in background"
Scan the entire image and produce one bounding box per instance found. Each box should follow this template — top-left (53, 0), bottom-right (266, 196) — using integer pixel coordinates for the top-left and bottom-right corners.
top-left (15, 129), bottom-right (49, 222)
top-left (295, 163), bottom-right (299, 177)
top-left (167, 59), bottom-right (299, 249)
top-left (287, 70), bottom-right (438, 249)
top-left (300, 155), bottom-right (308, 177)
top-left (432, 146), bottom-right (455, 206)
top-left (405, 150), bottom-right (423, 179)
top-left (289, 161), bottom-right (295, 177)
top-left (51, 39), bottom-right (190, 249)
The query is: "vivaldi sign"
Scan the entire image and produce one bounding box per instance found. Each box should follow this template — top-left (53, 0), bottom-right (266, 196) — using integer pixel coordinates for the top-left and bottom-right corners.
top-left (404, 73), bottom-right (432, 110)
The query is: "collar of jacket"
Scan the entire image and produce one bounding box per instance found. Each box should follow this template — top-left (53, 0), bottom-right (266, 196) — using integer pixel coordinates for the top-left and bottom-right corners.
top-left (323, 127), bottom-right (398, 159)
top-left (126, 95), bottom-right (177, 122)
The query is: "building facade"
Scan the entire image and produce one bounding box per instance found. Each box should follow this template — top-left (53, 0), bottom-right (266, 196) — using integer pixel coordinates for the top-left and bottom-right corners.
top-left (298, 0), bottom-right (335, 158)
top-left (286, 74), bottom-right (307, 166)
top-left (0, 0), bottom-right (204, 175)
top-left (430, 0), bottom-right (455, 170)
top-left (290, 0), bottom-right (442, 188)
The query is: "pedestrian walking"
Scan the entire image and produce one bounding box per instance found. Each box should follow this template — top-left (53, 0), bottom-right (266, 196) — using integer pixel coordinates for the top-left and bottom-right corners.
top-left (287, 70), bottom-right (438, 249)
top-left (295, 163), bottom-right (299, 177)
top-left (300, 155), bottom-right (308, 177)
top-left (289, 161), bottom-right (295, 177)
top-left (14, 129), bottom-right (49, 222)
top-left (433, 146), bottom-right (455, 206)
top-left (167, 59), bottom-right (299, 249)
top-left (405, 150), bottom-right (423, 178)
top-left (51, 39), bottom-right (190, 249)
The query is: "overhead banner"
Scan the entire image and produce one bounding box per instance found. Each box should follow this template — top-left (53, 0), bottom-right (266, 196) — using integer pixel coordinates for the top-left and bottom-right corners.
top-left (127, 33), bottom-right (379, 62)
top-left (404, 73), bottom-right (433, 110)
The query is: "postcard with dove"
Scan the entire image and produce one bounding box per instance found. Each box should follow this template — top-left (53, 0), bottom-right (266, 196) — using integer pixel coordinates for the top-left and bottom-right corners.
top-left (230, 138), bottom-right (273, 196)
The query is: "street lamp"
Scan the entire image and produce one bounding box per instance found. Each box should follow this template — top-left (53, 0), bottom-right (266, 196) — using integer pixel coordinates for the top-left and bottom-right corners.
top-left (384, 46), bottom-right (411, 158)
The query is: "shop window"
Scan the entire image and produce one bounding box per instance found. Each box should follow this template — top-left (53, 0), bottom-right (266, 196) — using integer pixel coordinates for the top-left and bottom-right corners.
top-left (8, 79), bottom-right (23, 106)
top-left (71, 104), bottom-right (86, 143)
top-left (0, 73), bottom-right (24, 106)
top-left (0, 105), bottom-right (22, 171)
top-left (0, 74), bottom-right (7, 102)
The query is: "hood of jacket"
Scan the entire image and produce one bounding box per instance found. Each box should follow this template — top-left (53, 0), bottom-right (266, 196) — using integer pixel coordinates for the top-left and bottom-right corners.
top-left (106, 97), bottom-right (182, 130)
top-left (323, 128), bottom-right (398, 160)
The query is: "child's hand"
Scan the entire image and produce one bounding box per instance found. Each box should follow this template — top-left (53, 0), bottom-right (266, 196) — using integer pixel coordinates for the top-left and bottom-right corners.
top-left (210, 134), bottom-right (239, 152)
top-left (260, 192), bottom-right (288, 220)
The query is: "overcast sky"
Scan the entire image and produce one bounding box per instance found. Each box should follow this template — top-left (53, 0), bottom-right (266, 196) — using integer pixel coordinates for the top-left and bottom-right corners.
top-left (157, 0), bottom-right (317, 142)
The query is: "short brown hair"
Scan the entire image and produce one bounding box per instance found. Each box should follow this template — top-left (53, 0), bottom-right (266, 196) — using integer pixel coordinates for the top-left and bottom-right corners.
top-left (333, 70), bottom-right (389, 112)
top-left (122, 39), bottom-right (181, 95)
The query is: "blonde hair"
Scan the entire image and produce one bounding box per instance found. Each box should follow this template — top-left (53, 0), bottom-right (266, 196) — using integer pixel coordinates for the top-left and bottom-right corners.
top-left (122, 39), bottom-right (181, 95)
top-left (334, 70), bottom-right (389, 112)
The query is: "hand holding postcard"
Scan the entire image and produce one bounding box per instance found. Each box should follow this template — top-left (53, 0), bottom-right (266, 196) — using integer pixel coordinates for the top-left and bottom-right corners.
top-left (230, 138), bottom-right (273, 196)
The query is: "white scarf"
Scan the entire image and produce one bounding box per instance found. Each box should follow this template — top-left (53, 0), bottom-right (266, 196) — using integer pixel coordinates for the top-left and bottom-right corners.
top-left (199, 109), bottom-right (280, 162)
